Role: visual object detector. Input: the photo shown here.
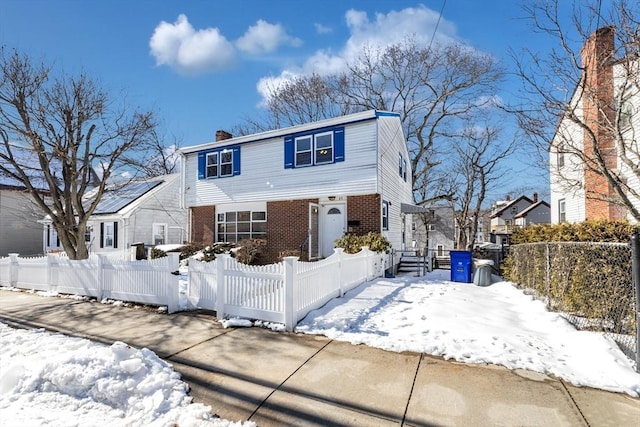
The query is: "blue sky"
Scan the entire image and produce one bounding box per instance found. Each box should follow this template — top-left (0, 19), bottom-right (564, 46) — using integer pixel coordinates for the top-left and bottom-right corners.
top-left (0, 0), bottom-right (576, 199)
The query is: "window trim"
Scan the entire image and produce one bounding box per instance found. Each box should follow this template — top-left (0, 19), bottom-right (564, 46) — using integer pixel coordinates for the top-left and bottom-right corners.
top-left (153, 223), bottom-right (168, 246)
top-left (198, 145), bottom-right (241, 179)
top-left (285, 126), bottom-right (344, 169)
top-left (558, 199), bottom-right (566, 223)
top-left (216, 209), bottom-right (267, 243)
top-left (399, 153), bottom-right (407, 181)
top-left (382, 200), bottom-right (389, 231)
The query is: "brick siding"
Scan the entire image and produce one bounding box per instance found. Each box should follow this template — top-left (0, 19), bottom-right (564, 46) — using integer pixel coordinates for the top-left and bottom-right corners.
top-left (581, 27), bottom-right (624, 220)
top-left (190, 206), bottom-right (215, 244)
top-left (346, 194), bottom-right (381, 234)
top-left (263, 199), bottom-right (318, 263)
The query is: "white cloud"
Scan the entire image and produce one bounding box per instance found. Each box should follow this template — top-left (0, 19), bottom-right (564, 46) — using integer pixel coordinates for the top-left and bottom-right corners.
top-left (314, 23), bottom-right (332, 34)
top-left (236, 19), bottom-right (302, 55)
top-left (149, 14), bottom-right (235, 75)
top-left (257, 5), bottom-right (460, 103)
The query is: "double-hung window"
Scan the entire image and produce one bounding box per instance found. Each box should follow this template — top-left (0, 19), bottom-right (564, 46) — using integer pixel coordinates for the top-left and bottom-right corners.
top-left (285, 126), bottom-right (344, 169)
top-left (295, 132), bottom-right (334, 167)
top-left (399, 153), bottom-right (407, 181)
top-left (295, 136), bottom-right (313, 166)
top-left (314, 132), bottom-right (333, 164)
top-left (198, 146), bottom-right (241, 179)
top-left (558, 199), bottom-right (566, 223)
top-left (206, 150), bottom-right (233, 178)
top-left (206, 152), bottom-right (219, 177)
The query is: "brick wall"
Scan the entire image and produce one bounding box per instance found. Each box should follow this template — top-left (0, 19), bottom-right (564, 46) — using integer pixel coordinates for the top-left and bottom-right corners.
top-left (346, 194), bottom-right (381, 234)
top-left (263, 199), bottom-right (318, 263)
top-left (581, 26), bottom-right (623, 220)
top-left (190, 206), bottom-right (215, 243)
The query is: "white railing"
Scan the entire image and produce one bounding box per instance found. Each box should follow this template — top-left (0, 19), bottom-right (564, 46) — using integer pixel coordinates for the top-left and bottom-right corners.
top-left (188, 247), bottom-right (383, 331)
top-left (1, 247), bottom-right (383, 330)
top-left (0, 253), bottom-right (181, 313)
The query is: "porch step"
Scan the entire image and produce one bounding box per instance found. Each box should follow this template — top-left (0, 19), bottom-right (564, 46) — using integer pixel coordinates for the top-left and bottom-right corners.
top-left (397, 256), bottom-right (427, 275)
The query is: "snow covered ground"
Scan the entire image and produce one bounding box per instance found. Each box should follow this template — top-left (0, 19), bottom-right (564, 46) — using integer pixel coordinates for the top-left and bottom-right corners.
top-left (1, 269), bottom-right (639, 426)
top-left (296, 270), bottom-right (640, 397)
top-left (0, 323), bottom-right (255, 427)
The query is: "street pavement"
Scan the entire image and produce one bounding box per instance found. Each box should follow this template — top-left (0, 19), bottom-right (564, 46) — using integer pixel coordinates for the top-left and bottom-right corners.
top-left (0, 289), bottom-right (639, 426)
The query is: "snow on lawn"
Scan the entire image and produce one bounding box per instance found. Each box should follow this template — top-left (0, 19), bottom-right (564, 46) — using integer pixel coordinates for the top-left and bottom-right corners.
top-left (0, 324), bottom-right (255, 427)
top-left (296, 270), bottom-right (640, 397)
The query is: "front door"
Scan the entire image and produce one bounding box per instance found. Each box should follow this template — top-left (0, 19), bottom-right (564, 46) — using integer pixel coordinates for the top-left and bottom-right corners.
top-left (321, 203), bottom-right (345, 258)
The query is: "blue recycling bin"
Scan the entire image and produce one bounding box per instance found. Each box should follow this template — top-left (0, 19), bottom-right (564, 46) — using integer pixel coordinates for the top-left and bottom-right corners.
top-left (450, 250), bottom-right (472, 283)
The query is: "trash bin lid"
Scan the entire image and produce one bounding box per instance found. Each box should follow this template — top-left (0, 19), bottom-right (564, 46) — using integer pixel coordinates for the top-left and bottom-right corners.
top-left (473, 259), bottom-right (494, 266)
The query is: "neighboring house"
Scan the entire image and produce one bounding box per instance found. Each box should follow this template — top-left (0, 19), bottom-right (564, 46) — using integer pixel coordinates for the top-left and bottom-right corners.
top-left (490, 193), bottom-right (549, 245)
top-left (43, 174), bottom-right (186, 256)
top-left (514, 200), bottom-right (551, 228)
top-left (0, 183), bottom-right (46, 257)
top-left (412, 205), bottom-right (456, 256)
top-left (550, 26), bottom-right (640, 224)
top-left (179, 110), bottom-right (416, 267)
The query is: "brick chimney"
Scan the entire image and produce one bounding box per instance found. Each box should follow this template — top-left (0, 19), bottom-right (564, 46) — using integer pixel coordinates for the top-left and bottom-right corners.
top-left (216, 130), bottom-right (233, 142)
top-left (580, 27), bottom-right (622, 220)
top-left (532, 192), bottom-right (538, 203)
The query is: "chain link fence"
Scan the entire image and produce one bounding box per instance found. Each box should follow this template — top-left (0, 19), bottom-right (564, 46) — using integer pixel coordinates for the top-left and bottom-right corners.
top-left (505, 241), bottom-right (638, 370)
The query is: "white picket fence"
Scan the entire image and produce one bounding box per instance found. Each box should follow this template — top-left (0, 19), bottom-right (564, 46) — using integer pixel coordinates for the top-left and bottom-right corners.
top-left (0, 253), bottom-right (181, 313)
top-left (0, 247), bottom-right (384, 330)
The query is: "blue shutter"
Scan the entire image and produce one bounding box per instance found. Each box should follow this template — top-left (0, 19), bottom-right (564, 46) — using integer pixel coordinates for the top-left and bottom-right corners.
top-left (284, 136), bottom-right (294, 168)
top-left (232, 146), bottom-right (241, 176)
top-left (198, 152), bottom-right (206, 179)
top-left (113, 222), bottom-right (118, 249)
top-left (334, 127), bottom-right (345, 162)
top-left (100, 223), bottom-right (104, 248)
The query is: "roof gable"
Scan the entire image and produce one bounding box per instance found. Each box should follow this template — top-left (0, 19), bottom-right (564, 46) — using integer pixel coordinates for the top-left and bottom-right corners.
top-left (491, 195), bottom-right (534, 218)
top-left (514, 201), bottom-right (550, 218)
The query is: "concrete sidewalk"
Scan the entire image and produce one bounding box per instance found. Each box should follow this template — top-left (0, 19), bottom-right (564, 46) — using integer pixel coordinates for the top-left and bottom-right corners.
top-left (1, 290), bottom-right (638, 426)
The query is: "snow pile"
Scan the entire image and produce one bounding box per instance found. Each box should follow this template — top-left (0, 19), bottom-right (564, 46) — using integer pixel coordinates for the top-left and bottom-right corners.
top-left (0, 324), bottom-right (255, 427)
top-left (296, 273), bottom-right (640, 397)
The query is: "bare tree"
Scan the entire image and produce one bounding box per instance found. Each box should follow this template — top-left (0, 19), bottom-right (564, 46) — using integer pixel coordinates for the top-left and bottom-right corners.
top-left (449, 121), bottom-right (516, 249)
top-left (258, 38), bottom-right (505, 205)
top-left (122, 128), bottom-right (180, 177)
top-left (511, 0), bottom-right (640, 220)
top-left (0, 49), bottom-right (156, 259)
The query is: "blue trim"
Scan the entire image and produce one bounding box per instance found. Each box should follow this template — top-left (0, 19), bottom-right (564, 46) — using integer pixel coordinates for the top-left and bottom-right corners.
top-left (375, 111), bottom-right (401, 117)
top-left (232, 146), bottom-right (241, 175)
top-left (285, 126), bottom-right (345, 169)
top-left (197, 145), bottom-right (241, 179)
top-left (284, 135), bottom-right (294, 168)
top-left (334, 127), bottom-right (345, 162)
top-left (197, 152), bottom-right (206, 179)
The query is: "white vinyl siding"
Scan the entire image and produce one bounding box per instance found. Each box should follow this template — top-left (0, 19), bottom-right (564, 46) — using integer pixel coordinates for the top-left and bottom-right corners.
top-left (185, 120), bottom-right (378, 206)
top-left (377, 115), bottom-right (414, 250)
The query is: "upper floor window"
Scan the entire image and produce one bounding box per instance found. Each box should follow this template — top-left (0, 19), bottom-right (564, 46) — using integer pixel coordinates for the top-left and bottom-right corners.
top-left (285, 127), bottom-right (344, 169)
top-left (294, 131), bottom-right (334, 167)
top-left (399, 153), bottom-right (407, 181)
top-left (197, 146), bottom-right (241, 179)
top-left (557, 143), bottom-right (565, 168)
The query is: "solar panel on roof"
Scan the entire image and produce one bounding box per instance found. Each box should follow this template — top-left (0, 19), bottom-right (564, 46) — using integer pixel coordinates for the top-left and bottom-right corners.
top-left (92, 180), bottom-right (164, 214)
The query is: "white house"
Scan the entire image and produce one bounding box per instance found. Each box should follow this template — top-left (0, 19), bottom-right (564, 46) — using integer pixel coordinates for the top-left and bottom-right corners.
top-left (43, 174), bottom-right (186, 256)
top-left (179, 110), bottom-right (417, 267)
top-left (550, 26), bottom-right (640, 223)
